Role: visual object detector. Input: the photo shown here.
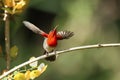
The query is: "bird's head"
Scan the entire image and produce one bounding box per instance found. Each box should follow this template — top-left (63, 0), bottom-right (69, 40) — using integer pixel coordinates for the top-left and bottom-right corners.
top-left (47, 26), bottom-right (58, 47)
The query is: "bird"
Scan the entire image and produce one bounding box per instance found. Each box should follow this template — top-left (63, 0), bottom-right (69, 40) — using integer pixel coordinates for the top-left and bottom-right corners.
top-left (23, 21), bottom-right (74, 61)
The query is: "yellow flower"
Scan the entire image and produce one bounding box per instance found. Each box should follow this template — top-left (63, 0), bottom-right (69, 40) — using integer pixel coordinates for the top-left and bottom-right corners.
top-left (4, 0), bottom-right (26, 8)
top-left (30, 70), bottom-right (41, 79)
top-left (4, 0), bottom-right (15, 7)
top-left (40, 65), bottom-right (47, 74)
top-left (3, 0), bottom-right (27, 14)
top-left (14, 0), bottom-right (26, 9)
top-left (27, 65), bottom-right (47, 79)
top-left (25, 70), bottom-right (30, 80)
top-left (14, 72), bottom-right (26, 80)
top-left (38, 63), bottom-right (48, 74)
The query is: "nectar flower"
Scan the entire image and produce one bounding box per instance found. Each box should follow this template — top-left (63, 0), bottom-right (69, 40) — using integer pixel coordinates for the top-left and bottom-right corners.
top-left (28, 57), bottom-right (48, 79)
top-left (30, 70), bottom-right (41, 79)
top-left (3, 0), bottom-right (27, 14)
top-left (14, 72), bottom-right (26, 80)
top-left (4, 0), bottom-right (15, 7)
top-left (14, 0), bottom-right (26, 9)
top-left (25, 70), bottom-right (30, 80)
top-left (38, 63), bottom-right (48, 74)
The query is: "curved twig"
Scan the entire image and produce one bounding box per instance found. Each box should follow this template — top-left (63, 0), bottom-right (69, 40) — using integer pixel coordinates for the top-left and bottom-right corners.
top-left (0, 43), bottom-right (120, 79)
top-left (5, 14), bottom-right (10, 70)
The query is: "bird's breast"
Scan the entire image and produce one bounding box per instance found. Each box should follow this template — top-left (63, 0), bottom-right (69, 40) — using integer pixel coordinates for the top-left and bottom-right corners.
top-left (47, 37), bottom-right (57, 47)
top-left (43, 38), bottom-right (56, 52)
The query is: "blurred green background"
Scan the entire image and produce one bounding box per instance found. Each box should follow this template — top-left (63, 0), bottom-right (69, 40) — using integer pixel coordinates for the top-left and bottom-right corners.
top-left (1, 0), bottom-right (120, 80)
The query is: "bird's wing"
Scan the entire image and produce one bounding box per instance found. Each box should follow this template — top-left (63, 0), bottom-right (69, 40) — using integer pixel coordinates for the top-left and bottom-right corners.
top-left (23, 21), bottom-right (48, 37)
top-left (57, 31), bottom-right (74, 40)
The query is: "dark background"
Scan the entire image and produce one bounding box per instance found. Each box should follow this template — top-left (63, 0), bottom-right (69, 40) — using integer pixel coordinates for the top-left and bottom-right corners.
top-left (1, 0), bottom-right (120, 80)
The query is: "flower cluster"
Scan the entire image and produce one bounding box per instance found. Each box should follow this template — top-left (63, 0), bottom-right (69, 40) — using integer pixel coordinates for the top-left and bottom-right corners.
top-left (3, 0), bottom-right (27, 14)
top-left (2, 57), bottom-right (47, 80)
top-left (0, 0), bottom-right (27, 20)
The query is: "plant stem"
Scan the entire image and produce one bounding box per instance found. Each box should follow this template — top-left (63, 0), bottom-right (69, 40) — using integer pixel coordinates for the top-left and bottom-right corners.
top-left (5, 15), bottom-right (10, 70)
top-left (0, 43), bottom-right (120, 79)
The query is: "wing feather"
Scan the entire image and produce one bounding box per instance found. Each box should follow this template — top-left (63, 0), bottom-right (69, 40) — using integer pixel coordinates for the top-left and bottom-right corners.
top-left (23, 21), bottom-right (48, 37)
top-left (57, 31), bottom-right (74, 40)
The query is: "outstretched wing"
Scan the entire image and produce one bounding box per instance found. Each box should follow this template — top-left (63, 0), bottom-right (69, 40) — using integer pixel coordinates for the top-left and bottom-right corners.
top-left (23, 21), bottom-right (48, 37)
top-left (57, 31), bottom-right (74, 40)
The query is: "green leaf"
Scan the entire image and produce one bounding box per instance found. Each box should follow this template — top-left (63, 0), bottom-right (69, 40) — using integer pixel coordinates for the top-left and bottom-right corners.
top-left (13, 71), bottom-right (19, 75)
top-left (10, 45), bottom-right (18, 58)
top-left (2, 77), bottom-right (8, 80)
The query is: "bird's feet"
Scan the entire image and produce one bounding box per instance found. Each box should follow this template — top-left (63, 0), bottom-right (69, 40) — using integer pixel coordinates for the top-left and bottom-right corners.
top-left (43, 51), bottom-right (57, 61)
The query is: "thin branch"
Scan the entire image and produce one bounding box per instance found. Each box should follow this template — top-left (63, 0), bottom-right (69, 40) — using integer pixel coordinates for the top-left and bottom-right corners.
top-left (0, 43), bottom-right (120, 79)
top-left (3, 5), bottom-right (8, 21)
top-left (5, 14), bottom-right (10, 70)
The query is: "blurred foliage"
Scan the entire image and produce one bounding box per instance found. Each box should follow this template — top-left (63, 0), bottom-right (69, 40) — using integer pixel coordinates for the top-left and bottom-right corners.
top-left (0, 0), bottom-right (120, 80)
top-left (10, 45), bottom-right (18, 59)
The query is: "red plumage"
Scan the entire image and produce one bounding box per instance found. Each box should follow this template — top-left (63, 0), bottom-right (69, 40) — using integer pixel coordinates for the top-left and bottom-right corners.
top-left (23, 21), bottom-right (74, 61)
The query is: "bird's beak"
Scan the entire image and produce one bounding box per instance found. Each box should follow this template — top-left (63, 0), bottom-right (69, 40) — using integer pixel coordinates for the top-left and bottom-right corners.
top-left (54, 25), bottom-right (58, 30)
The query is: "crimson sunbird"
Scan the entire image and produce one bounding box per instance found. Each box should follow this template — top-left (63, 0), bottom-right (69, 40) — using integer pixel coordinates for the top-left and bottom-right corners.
top-left (23, 21), bottom-right (74, 61)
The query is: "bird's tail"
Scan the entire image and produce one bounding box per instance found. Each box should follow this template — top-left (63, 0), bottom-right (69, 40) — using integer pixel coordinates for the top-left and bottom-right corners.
top-left (43, 51), bottom-right (56, 61)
